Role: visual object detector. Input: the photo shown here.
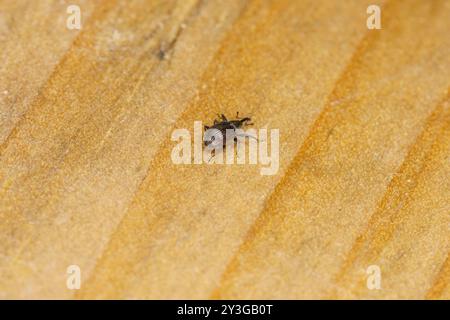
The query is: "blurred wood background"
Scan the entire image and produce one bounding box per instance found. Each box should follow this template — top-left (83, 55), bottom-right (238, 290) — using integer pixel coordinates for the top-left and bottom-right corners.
top-left (0, 0), bottom-right (449, 299)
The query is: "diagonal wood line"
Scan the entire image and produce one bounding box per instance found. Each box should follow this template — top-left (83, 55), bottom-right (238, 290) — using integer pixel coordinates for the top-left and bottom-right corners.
top-left (0, 0), bottom-right (204, 298)
top-left (0, 0), bottom-right (123, 281)
top-left (113, 0), bottom-right (263, 222)
top-left (329, 89), bottom-right (450, 297)
top-left (209, 0), bottom-right (450, 298)
top-left (208, 3), bottom-right (390, 298)
top-left (59, 0), bottom-right (209, 300)
top-left (89, 0), bottom-right (206, 155)
top-left (0, 0), bottom-right (171, 218)
top-left (0, 0), bottom-right (200, 208)
top-left (73, 0), bottom-right (253, 299)
top-left (211, 0), bottom-right (449, 299)
top-left (1, 0), bottom-right (443, 299)
top-left (0, 0), bottom-right (115, 157)
top-left (426, 254), bottom-right (450, 299)
top-left (28, 0), bottom-right (204, 208)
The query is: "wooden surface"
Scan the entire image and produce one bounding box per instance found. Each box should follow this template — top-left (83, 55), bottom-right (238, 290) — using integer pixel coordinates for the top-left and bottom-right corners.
top-left (0, 0), bottom-right (449, 299)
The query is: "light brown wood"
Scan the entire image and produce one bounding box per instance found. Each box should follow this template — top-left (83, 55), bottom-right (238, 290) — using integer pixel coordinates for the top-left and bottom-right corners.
top-left (0, 0), bottom-right (448, 299)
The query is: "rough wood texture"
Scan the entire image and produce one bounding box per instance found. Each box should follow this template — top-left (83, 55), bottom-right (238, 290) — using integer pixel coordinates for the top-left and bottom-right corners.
top-left (0, 0), bottom-right (449, 299)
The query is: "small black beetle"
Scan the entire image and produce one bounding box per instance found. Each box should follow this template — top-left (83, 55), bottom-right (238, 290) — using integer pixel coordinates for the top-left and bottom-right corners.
top-left (203, 112), bottom-right (254, 148)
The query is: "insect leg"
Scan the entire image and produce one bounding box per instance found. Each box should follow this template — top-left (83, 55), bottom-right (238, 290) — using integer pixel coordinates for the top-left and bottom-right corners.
top-left (207, 149), bottom-right (216, 163)
top-left (239, 117), bottom-right (253, 126)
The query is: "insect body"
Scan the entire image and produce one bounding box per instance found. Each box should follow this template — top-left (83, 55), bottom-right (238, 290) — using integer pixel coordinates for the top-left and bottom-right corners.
top-left (203, 113), bottom-right (254, 148)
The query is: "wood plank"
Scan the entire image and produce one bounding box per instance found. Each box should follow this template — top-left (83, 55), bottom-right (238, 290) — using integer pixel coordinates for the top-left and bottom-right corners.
top-left (0, 0), bottom-right (448, 299)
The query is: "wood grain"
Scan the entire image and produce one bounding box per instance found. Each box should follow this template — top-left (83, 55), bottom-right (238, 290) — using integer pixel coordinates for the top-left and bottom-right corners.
top-left (0, 0), bottom-right (448, 299)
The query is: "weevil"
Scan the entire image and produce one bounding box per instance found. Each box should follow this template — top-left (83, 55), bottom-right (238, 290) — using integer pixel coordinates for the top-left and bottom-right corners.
top-left (203, 112), bottom-right (255, 149)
